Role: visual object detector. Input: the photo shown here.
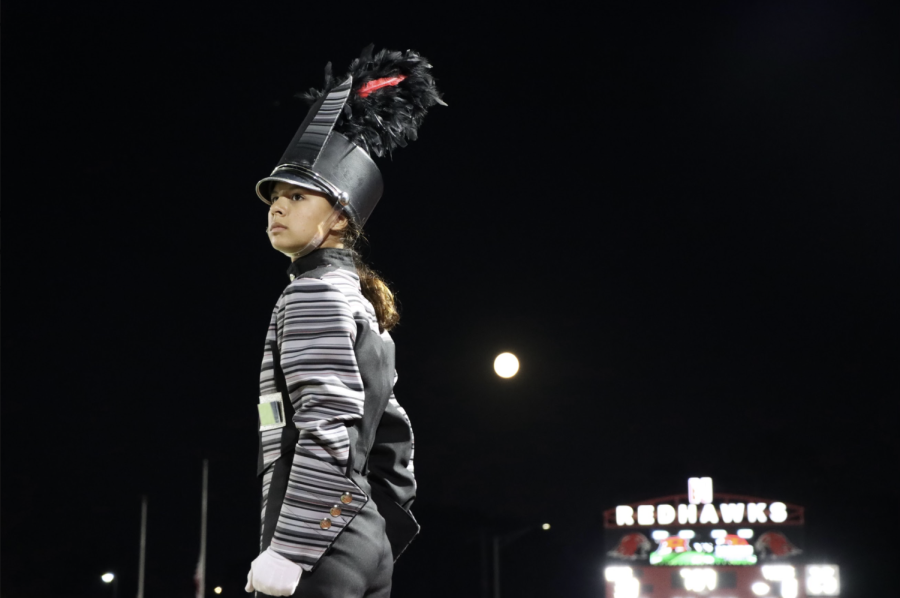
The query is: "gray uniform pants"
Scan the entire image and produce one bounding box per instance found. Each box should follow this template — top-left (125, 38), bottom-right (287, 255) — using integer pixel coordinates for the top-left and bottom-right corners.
top-left (259, 458), bottom-right (394, 597)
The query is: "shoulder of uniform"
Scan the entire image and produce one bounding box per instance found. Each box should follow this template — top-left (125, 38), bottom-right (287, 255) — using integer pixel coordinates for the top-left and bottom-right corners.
top-left (319, 268), bottom-right (360, 287)
top-left (286, 274), bottom-right (340, 290)
top-left (283, 275), bottom-right (352, 310)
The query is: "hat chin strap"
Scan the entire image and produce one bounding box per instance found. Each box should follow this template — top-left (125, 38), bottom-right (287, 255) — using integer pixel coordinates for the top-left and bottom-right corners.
top-left (289, 200), bottom-right (347, 260)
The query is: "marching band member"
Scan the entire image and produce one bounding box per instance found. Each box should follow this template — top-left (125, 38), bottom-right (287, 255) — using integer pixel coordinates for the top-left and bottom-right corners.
top-left (245, 45), bottom-right (444, 597)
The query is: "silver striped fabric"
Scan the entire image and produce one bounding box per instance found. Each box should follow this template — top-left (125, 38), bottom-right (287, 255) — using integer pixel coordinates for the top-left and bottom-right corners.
top-left (258, 268), bottom-right (414, 570)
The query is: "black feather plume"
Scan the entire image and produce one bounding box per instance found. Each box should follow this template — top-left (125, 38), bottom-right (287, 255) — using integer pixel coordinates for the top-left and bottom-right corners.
top-left (300, 44), bottom-right (445, 158)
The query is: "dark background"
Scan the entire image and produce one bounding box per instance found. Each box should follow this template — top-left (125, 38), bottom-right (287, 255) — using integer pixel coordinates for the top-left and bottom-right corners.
top-left (3, 1), bottom-right (898, 597)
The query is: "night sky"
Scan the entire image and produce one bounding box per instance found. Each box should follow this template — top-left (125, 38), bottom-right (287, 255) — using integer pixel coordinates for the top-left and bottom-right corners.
top-left (3, 2), bottom-right (898, 597)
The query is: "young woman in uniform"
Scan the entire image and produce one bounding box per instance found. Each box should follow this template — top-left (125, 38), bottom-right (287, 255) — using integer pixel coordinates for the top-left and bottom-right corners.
top-left (244, 46), bottom-right (444, 597)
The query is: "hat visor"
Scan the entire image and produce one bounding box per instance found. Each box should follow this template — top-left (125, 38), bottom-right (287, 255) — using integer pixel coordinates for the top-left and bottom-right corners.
top-left (256, 173), bottom-right (332, 205)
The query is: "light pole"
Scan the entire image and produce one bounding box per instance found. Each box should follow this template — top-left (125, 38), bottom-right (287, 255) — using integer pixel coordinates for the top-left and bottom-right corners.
top-left (101, 572), bottom-right (118, 598)
top-left (138, 496), bottom-right (147, 598)
top-left (483, 522), bottom-right (551, 598)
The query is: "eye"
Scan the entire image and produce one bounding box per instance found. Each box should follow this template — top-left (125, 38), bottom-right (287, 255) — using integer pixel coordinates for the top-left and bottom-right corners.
top-left (291, 193), bottom-right (304, 201)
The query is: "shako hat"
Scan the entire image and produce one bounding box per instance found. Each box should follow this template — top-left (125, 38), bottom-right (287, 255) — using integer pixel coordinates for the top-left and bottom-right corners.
top-left (257, 45), bottom-right (445, 226)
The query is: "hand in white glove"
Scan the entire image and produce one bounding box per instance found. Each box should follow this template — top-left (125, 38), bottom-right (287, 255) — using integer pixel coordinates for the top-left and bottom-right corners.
top-left (244, 547), bottom-right (303, 596)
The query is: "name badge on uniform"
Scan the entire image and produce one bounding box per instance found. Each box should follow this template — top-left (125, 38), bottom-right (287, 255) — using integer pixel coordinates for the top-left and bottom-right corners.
top-left (258, 392), bottom-right (287, 431)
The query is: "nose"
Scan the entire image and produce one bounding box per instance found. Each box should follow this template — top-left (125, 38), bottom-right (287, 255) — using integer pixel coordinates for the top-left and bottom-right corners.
top-left (269, 195), bottom-right (288, 215)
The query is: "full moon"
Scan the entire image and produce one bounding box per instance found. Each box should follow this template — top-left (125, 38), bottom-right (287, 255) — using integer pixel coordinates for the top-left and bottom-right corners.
top-left (493, 352), bottom-right (519, 378)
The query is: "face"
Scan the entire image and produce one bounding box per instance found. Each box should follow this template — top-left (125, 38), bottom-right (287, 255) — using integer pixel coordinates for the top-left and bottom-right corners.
top-left (267, 182), bottom-right (348, 260)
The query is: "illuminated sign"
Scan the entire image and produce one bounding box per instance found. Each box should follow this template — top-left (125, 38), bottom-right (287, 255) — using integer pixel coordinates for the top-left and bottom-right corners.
top-left (647, 529), bottom-right (758, 566)
top-left (688, 477), bottom-right (713, 504)
top-left (608, 527), bottom-right (804, 567)
top-left (605, 478), bottom-right (805, 569)
top-left (604, 478), bottom-right (803, 528)
top-left (603, 481), bottom-right (836, 598)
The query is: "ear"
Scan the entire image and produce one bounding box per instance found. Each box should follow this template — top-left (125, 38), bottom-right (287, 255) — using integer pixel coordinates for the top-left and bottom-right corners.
top-left (331, 213), bottom-right (350, 232)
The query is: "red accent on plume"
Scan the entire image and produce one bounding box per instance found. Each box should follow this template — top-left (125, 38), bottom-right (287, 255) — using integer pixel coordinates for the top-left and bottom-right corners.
top-left (301, 46), bottom-right (444, 157)
top-left (357, 75), bottom-right (407, 98)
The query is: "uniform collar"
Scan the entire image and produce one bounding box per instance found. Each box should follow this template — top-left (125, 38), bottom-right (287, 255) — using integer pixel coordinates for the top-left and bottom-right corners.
top-left (287, 247), bottom-right (356, 281)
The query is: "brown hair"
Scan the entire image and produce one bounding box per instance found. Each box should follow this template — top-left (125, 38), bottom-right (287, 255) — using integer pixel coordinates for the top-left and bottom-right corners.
top-left (341, 219), bottom-right (400, 331)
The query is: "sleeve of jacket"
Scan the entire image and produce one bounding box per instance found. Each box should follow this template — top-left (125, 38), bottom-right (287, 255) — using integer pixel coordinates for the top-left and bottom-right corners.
top-left (366, 384), bottom-right (420, 559)
top-left (268, 277), bottom-right (368, 571)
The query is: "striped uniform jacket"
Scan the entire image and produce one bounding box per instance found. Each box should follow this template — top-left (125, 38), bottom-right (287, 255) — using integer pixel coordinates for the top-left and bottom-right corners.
top-left (257, 248), bottom-right (418, 572)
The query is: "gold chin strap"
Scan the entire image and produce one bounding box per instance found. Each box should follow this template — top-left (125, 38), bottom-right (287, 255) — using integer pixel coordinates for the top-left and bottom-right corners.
top-left (289, 198), bottom-right (349, 259)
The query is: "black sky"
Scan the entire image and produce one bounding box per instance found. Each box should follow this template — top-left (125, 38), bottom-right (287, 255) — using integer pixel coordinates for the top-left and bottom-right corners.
top-left (3, 1), bottom-right (898, 597)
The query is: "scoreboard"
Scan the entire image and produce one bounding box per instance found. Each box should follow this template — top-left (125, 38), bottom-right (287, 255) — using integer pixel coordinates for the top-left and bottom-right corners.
top-left (603, 478), bottom-right (839, 598)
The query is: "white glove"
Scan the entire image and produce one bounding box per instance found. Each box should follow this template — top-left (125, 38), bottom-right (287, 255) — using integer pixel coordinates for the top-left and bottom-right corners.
top-left (244, 547), bottom-right (303, 596)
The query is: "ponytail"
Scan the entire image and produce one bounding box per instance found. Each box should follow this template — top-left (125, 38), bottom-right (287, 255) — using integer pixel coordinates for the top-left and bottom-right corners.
top-left (354, 256), bottom-right (400, 331)
top-left (342, 219), bottom-right (400, 332)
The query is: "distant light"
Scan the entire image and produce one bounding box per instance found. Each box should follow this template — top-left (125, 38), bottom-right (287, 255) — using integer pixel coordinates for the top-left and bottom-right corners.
top-left (214, 587), bottom-right (223, 595)
top-left (737, 528), bottom-right (754, 539)
top-left (748, 502), bottom-right (768, 523)
top-left (720, 502), bottom-right (746, 523)
top-left (806, 565), bottom-right (840, 596)
top-left (493, 353), bottom-right (519, 378)
top-left (687, 477), bottom-right (713, 504)
top-left (680, 568), bottom-right (717, 592)
top-left (616, 506), bottom-right (635, 526)
top-left (678, 530), bottom-right (695, 539)
top-left (636, 505), bottom-right (655, 526)
top-left (541, 523), bottom-right (551, 530)
top-left (762, 565), bottom-right (796, 581)
top-left (614, 577), bottom-right (640, 598)
top-left (604, 566), bottom-right (633, 582)
top-left (679, 503), bottom-right (698, 525)
top-left (657, 504), bottom-right (676, 524)
top-left (101, 573), bottom-right (115, 583)
top-left (651, 530), bottom-right (669, 540)
top-left (710, 529), bottom-right (727, 539)
top-left (699, 503), bottom-right (720, 524)
top-left (769, 501), bottom-right (788, 523)
top-left (751, 581), bottom-right (770, 595)
top-left (782, 577), bottom-right (799, 598)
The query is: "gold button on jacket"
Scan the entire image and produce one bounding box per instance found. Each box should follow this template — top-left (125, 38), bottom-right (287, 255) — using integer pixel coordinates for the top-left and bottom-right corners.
top-left (330, 506), bottom-right (342, 517)
top-left (319, 518), bottom-right (332, 530)
top-left (340, 492), bottom-right (352, 504)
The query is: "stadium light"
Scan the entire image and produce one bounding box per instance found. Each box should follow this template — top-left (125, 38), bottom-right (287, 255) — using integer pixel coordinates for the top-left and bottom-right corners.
top-left (101, 573), bottom-right (115, 583)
